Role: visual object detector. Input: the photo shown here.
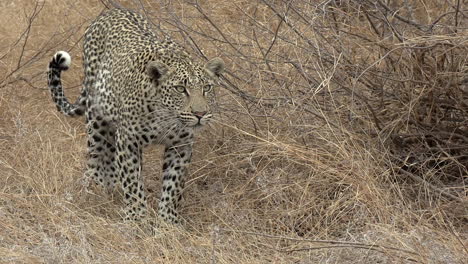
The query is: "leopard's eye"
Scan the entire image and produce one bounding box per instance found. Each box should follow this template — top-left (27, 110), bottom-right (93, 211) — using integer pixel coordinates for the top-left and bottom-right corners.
top-left (203, 84), bottom-right (213, 93)
top-left (175, 85), bottom-right (186, 93)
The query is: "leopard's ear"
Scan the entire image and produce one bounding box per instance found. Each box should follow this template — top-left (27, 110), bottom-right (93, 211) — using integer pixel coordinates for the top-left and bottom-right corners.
top-left (205, 57), bottom-right (224, 77)
top-left (147, 61), bottom-right (168, 81)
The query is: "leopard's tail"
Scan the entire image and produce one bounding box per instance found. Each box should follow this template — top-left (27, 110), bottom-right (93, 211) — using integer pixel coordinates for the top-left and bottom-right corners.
top-left (47, 51), bottom-right (86, 116)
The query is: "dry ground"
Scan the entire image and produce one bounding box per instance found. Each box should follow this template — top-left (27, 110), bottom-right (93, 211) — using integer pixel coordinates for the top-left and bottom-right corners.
top-left (0, 0), bottom-right (467, 263)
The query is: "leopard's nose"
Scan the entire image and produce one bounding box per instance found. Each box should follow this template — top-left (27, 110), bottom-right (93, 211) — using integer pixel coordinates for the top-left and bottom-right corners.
top-left (192, 111), bottom-right (207, 118)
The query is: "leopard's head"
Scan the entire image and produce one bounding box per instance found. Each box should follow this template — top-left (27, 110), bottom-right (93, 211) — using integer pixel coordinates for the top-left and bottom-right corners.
top-left (146, 55), bottom-right (224, 127)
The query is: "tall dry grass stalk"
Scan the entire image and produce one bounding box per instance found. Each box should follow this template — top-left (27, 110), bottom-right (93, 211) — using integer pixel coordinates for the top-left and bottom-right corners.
top-left (0, 0), bottom-right (466, 263)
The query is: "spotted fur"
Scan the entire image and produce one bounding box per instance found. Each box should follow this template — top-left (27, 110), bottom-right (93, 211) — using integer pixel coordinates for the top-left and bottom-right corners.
top-left (47, 8), bottom-right (224, 224)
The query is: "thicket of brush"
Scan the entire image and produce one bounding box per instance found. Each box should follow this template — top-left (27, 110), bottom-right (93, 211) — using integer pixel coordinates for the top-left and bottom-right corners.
top-left (0, 0), bottom-right (466, 263)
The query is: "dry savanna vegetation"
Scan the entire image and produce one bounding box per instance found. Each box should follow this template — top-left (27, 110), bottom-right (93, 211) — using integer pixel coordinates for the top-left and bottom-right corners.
top-left (0, 0), bottom-right (467, 263)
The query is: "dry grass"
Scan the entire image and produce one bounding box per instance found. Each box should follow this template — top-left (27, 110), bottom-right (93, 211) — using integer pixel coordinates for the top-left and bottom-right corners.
top-left (0, 0), bottom-right (467, 263)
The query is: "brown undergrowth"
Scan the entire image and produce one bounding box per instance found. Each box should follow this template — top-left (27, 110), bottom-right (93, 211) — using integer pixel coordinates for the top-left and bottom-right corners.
top-left (0, 0), bottom-right (466, 263)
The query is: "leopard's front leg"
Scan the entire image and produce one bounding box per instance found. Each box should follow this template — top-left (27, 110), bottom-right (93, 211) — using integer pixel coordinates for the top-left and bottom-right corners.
top-left (158, 131), bottom-right (193, 224)
top-left (115, 128), bottom-right (147, 221)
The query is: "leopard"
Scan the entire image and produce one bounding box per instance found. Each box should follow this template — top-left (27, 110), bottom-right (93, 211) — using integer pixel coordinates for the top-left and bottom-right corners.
top-left (47, 8), bottom-right (224, 225)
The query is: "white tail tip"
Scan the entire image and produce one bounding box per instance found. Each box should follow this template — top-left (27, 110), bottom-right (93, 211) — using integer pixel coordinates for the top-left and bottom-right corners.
top-left (54, 51), bottom-right (71, 70)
